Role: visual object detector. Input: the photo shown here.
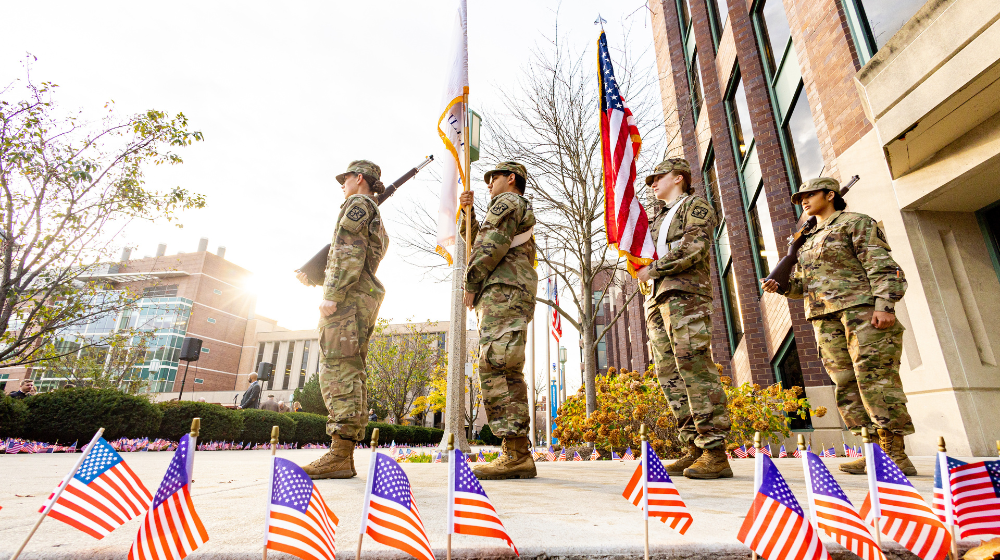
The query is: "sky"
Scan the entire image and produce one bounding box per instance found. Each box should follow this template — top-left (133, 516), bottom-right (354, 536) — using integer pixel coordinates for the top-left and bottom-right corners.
top-left (0, 0), bottom-right (661, 395)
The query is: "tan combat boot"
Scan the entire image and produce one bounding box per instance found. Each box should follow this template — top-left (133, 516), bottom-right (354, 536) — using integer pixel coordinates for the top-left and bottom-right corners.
top-left (472, 436), bottom-right (537, 480)
top-left (665, 443), bottom-right (703, 476)
top-left (301, 434), bottom-right (355, 480)
top-left (879, 429), bottom-right (917, 476)
top-left (683, 445), bottom-right (733, 479)
top-left (839, 456), bottom-right (867, 475)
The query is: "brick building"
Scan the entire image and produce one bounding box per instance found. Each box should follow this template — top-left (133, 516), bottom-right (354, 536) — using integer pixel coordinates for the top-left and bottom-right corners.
top-left (592, 269), bottom-right (650, 375)
top-left (648, 0), bottom-right (1000, 455)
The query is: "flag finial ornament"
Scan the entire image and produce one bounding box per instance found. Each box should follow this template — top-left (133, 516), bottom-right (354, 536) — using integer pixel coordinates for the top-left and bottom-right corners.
top-left (754, 432), bottom-right (761, 449)
top-left (797, 434), bottom-right (806, 451)
top-left (371, 428), bottom-right (380, 448)
top-left (938, 436), bottom-right (946, 453)
top-left (862, 427), bottom-right (871, 444)
top-left (270, 426), bottom-right (279, 447)
top-left (190, 418), bottom-right (200, 438)
top-left (640, 423), bottom-right (647, 441)
top-left (447, 432), bottom-right (455, 451)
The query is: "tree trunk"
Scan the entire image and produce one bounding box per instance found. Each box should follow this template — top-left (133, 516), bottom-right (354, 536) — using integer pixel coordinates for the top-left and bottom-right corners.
top-left (582, 233), bottom-right (598, 416)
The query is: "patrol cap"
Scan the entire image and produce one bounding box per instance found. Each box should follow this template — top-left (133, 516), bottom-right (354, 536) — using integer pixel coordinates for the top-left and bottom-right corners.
top-left (645, 157), bottom-right (692, 186)
top-left (791, 177), bottom-right (840, 205)
top-left (484, 161), bottom-right (528, 184)
top-left (336, 160), bottom-right (382, 185)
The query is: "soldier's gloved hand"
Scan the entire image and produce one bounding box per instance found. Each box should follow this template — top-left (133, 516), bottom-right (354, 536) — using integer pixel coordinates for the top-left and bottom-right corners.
top-left (761, 279), bottom-right (780, 293)
top-left (871, 310), bottom-right (895, 329)
top-left (319, 300), bottom-right (338, 317)
top-left (459, 190), bottom-right (475, 211)
top-left (464, 291), bottom-right (476, 310)
top-left (295, 271), bottom-right (310, 286)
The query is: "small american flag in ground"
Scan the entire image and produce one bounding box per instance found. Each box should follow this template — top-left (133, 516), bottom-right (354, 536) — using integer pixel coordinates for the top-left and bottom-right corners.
top-left (734, 446), bottom-right (748, 459)
top-left (622, 441), bottom-right (693, 534)
top-left (477, 451), bottom-right (486, 463)
top-left (43, 437), bottom-right (151, 539)
top-left (612, 451), bottom-right (621, 460)
top-left (845, 445), bottom-right (862, 458)
top-left (590, 448), bottom-right (600, 461)
top-left (434, 453), bottom-right (442, 464)
top-left (949, 460), bottom-right (1000, 539)
top-left (546, 447), bottom-right (557, 462)
top-left (821, 447), bottom-right (836, 458)
top-left (761, 445), bottom-right (772, 457)
top-left (573, 451), bottom-right (582, 461)
top-left (558, 448), bottom-right (567, 462)
top-left (747, 446), bottom-right (756, 458)
top-left (128, 434), bottom-right (208, 560)
top-left (449, 449), bottom-right (518, 555)
top-left (860, 443), bottom-right (949, 560)
top-left (738, 456), bottom-right (828, 560)
top-left (265, 457), bottom-right (339, 560)
top-left (7, 440), bottom-right (23, 454)
top-left (361, 452), bottom-right (434, 560)
top-left (804, 451), bottom-right (883, 560)
top-left (932, 454), bottom-right (965, 525)
top-left (779, 445), bottom-right (788, 458)
top-left (623, 447), bottom-right (634, 461)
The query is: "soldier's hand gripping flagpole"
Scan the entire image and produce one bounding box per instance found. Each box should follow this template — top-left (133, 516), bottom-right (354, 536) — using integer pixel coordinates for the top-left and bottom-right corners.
top-left (262, 426), bottom-right (279, 560)
top-left (9, 428), bottom-right (105, 560)
top-left (357, 428), bottom-right (379, 560)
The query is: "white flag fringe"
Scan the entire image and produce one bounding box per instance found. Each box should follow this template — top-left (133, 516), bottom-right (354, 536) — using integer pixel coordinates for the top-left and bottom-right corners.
top-left (435, 0), bottom-right (469, 265)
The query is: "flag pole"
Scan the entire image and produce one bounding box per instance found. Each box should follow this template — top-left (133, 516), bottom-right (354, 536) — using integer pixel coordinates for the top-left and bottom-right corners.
top-left (798, 435), bottom-right (818, 526)
top-left (544, 237), bottom-right (553, 447)
top-left (358, 428), bottom-right (380, 560)
top-left (463, 89), bottom-right (472, 264)
top-left (447, 433), bottom-right (455, 560)
top-left (9, 428), bottom-right (105, 560)
top-left (263, 426), bottom-right (280, 560)
top-left (862, 427), bottom-right (882, 548)
top-left (640, 424), bottom-right (649, 560)
top-left (188, 418), bottom-right (200, 488)
top-left (752, 432), bottom-right (762, 560)
top-left (938, 437), bottom-right (958, 560)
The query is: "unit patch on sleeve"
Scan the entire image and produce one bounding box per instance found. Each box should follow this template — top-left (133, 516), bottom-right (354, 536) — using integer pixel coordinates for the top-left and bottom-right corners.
top-left (347, 205), bottom-right (367, 222)
top-left (691, 206), bottom-right (709, 219)
top-left (491, 202), bottom-right (510, 216)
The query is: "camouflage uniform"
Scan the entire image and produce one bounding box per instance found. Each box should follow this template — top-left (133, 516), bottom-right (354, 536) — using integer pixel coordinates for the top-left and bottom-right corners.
top-left (461, 162), bottom-right (537, 439)
top-left (643, 158), bottom-right (730, 450)
top-left (785, 178), bottom-right (911, 436)
top-left (319, 160), bottom-right (389, 442)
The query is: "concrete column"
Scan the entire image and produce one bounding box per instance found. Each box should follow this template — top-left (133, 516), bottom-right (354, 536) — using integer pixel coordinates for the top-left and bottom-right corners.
top-left (439, 236), bottom-right (471, 453)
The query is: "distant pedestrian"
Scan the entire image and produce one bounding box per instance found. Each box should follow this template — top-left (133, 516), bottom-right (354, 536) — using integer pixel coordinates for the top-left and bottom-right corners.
top-left (239, 373), bottom-right (261, 409)
top-left (197, 397), bottom-right (207, 403)
top-left (260, 395), bottom-right (280, 412)
top-left (292, 401), bottom-right (302, 413)
top-left (278, 400), bottom-right (290, 413)
top-left (368, 409), bottom-right (377, 422)
top-left (8, 379), bottom-right (37, 399)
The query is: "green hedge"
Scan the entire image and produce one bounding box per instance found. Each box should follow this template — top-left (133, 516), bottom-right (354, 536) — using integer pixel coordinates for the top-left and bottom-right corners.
top-left (0, 396), bottom-right (28, 438)
top-left (158, 402), bottom-right (243, 443)
top-left (292, 376), bottom-right (327, 416)
top-left (478, 424), bottom-right (501, 446)
top-left (238, 409), bottom-right (297, 444)
top-left (287, 412), bottom-right (328, 445)
top-left (23, 388), bottom-right (163, 444)
top-left (364, 422), bottom-right (444, 446)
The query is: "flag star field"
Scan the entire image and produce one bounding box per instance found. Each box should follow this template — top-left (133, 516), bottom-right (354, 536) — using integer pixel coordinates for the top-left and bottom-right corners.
top-left (372, 453), bottom-right (412, 508)
top-left (152, 435), bottom-right (189, 509)
top-left (271, 458), bottom-right (314, 513)
top-left (75, 439), bottom-right (123, 484)
top-left (807, 453), bottom-right (852, 503)
top-left (759, 457), bottom-right (804, 517)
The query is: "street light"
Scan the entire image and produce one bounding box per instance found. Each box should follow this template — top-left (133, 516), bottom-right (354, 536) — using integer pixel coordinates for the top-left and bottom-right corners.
top-left (558, 346), bottom-right (567, 404)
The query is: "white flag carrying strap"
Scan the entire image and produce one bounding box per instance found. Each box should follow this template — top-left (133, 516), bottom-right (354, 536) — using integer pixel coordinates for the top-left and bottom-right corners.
top-left (511, 226), bottom-right (534, 248)
top-left (656, 196), bottom-right (688, 256)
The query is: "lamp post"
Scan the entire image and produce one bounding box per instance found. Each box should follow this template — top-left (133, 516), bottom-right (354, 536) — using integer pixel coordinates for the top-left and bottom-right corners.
top-left (558, 346), bottom-right (567, 405)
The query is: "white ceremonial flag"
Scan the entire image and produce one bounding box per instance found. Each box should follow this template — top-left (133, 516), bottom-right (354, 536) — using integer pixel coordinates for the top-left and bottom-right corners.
top-left (435, 0), bottom-right (469, 265)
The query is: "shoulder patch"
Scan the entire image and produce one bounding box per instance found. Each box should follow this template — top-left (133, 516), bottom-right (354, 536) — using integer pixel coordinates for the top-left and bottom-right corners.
top-left (340, 198), bottom-right (371, 234)
top-left (485, 195), bottom-right (518, 226)
top-left (868, 220), bottom-right (891, 251)
top-left (686, 198), bottom-right (714, 226)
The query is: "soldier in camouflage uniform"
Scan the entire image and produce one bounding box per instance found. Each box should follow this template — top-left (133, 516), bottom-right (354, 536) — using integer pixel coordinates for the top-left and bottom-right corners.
top-left (298, 160), bottom-right (389, 480)
top-left (762, 177), bottom-right (915, 475)
top-left (636, 157), bottom-right (732, 480)
top-left (458, 161), bottom-right (538, 480)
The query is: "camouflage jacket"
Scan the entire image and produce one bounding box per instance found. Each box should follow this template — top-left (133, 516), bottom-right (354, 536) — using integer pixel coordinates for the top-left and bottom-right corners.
top-left (460, 191), bottom-right (538, 299)
top-left (323, 194), bottom-right (389, 304)
top-left (785, 210), bottom-right (906, 319)
top-left (646, 195), bottom-right (716, 299)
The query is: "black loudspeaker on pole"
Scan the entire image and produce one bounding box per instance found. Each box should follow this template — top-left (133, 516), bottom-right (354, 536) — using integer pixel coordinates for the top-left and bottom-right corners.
top-left (177, 337), bottom-right (203, 402)
top-left (256, 362), bottom-right (273, 382)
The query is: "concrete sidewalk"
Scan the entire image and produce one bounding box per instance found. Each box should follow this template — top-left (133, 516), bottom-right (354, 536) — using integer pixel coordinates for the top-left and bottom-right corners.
top-left (0, 450), bottom-right (986, 559)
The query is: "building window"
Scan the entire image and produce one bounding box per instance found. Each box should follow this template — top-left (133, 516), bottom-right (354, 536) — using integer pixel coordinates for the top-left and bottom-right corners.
top-left (268, 343), bottom-right (280, 390)
top-left (773, 334), bottom-right (812, 430)
top-left (213, 288), bottom-right (222, 295)
top-left (255, 342), bottom-right (265, 370)
top-left (707, 0), bottom-right (730, 46)
top-left (689, 50), bottom-right (704, 119)
top-left (206, 317), bottom-right (216, 324)
top-left (842, 0), bottom-right (925, 63)
top-left (756, 0), bottom-right (792, 74)
top-left (726, 75), bottom-right (754, 160)
top-left (703, 149), bottom-right (726, 223)
top-left (142, 284), bottom-right (179, 298)
top-left (299, 340), bottom-right (311, 388)
top-left (723, 262), bottom-right (744, 348)
top-left (783, 90), bottom-right (824, 187)
top-left (977, 201), bottom-right (1000, 284)
top-left (596, 340), bottom-right (607, 370)
top-left (677, 0), bottom-right (692, 34)
top-left (283, 342), bottom-right (294, 390)
top-left (748, 191), bottom-right (780, 279)
top-left (201, 347), bottom-right (209, 353)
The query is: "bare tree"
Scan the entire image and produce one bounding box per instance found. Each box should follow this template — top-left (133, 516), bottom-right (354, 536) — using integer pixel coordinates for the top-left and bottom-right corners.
top-left (0, 60), bottom-right (205, 368)
top-left (367, 319), bottom-right (447, 424)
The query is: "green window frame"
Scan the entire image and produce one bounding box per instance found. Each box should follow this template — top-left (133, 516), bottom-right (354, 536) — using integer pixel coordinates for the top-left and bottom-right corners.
top-left (976, 200), bottom-right (1000, 285)
top-left (772, 332), bottom-right (812, 431)
top-left (704, 147), bottom-right (744, 351)
top-left (677, 0), bottom-right (703, 122)
top-left (706, 0), bottom-right (729, 49)
top-left (840, 0), bottom-right (926, 66)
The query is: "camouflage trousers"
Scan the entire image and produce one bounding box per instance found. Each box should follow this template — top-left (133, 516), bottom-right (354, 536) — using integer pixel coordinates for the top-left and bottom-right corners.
top-left (476, 284), bottom-right (535, 439)
top-left (812, 304), bottom-right (914, 436)
top-left (646, 291), bottom-right (730, 449)
top-left (318, 294), bottom-right (380, 442)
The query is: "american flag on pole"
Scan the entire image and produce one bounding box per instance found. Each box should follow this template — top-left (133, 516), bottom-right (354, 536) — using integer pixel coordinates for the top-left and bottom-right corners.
top-left (761, 445), bottom-right (772, 458)
top-left (590, 448), bottom-right (600, 461)
top-left (948, 460), bottom-right (1000, 539)
top-left (477, 451), bottom-right (486, 463)
top-left (434, 453), bottom-right (442, 464)
top-left (546, 447), bottom-right (556, 462)
top-left (623, 447), bottom-right (634, 461)
top-left (859, 443), bottom-right (949, 560)
top-left (597, 30), bottom-right (656, 274)
top-left (128, 434), bottom-right (208, 560)
top-left (932, 454), bottom-right (965, 526)
top-left (747, 446), bottom-right (756, 458)
top-left (612, 451), bottom-right (621, 460)
top-left (360, 452), bottom-right (434, 560)
top-left (622, 441), bottom-right (693, 534)
top-left (265, 457), bottom-right (339, 560)
top-left (821, 447), bottom-right (836, 458)
top-left (42, 437), bottom-right (151, 539)
top-left (558, 448), bottom-right (567, 462)
top-left (572, 451), bottom-right (582, 461)
top-left (846, 444), bottom-right (863, 458)
top-left (734, 446), bottom-right (748, 459)
top-left (778, 445), bottom-right (788, 459)
top-left (803, 451), bottom-right (883, 560)
top-left (449, 449), bottom-right (518, 555)
top-left (549, 278), bottom-right (562, 341)
top-left (738, 456), bottom-right (828, 560)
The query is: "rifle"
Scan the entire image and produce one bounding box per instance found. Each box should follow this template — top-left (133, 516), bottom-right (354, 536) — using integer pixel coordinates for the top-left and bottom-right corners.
top-left (763, 175), bottom-right (860, 293)
top-left (296, 155), bottom-right (435, 286)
